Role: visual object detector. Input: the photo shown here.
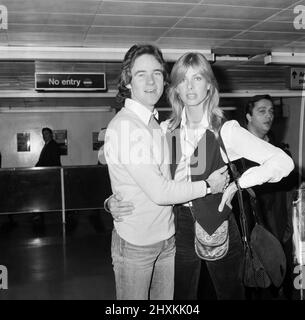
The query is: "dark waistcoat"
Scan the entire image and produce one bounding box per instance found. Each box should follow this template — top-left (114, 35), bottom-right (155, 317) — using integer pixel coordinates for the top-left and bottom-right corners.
top-left (166, 126), bottom-right (231, 235)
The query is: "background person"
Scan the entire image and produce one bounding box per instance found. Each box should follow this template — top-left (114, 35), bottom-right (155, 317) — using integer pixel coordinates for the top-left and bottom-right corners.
top-left (232, 95), bottom-right (298, 299)
top-left (36, 127), bottom-right (61, 167)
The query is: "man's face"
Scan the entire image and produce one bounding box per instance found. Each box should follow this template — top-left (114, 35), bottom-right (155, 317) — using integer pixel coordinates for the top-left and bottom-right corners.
top-left (127, 54), bottom-right (164, 110)
top-left (247, 98), bottom-right (274, 136)
top-left (42, 130), bottom-right (52, 143)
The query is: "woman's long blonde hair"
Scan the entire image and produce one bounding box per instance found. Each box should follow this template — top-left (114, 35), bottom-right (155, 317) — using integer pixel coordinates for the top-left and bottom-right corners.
top-left (167, 52), bottom-right (224, 134)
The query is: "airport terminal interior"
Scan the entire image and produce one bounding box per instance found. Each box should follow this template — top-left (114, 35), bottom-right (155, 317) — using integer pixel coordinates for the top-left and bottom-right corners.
top-left (0, 0), bottom-right (305, 300)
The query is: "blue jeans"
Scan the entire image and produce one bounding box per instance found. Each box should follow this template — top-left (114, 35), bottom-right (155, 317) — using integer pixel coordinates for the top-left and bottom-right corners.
top-left (111, 228), bottom-right (175, 300)
top-left (174, 206), bottom-right (245, 300)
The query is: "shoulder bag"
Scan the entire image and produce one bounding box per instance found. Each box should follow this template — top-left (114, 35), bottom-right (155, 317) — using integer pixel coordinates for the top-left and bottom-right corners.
top-left (218, 133), bottom-right (286, 288)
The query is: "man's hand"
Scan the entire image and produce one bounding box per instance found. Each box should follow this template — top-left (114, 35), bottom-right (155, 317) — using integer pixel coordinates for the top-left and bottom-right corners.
top-left (206, 166), bottom-right (230, 194)
top-left (218, 182), bottom-right (238, 212)
top-left (108, 193), bottom-right (134, 222)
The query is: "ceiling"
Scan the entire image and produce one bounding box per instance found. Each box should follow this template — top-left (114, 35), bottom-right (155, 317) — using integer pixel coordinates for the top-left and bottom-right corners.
top-left (0, 0), bottom-right (305, 97)
top-left (0, 0), bottom-right (305, 56)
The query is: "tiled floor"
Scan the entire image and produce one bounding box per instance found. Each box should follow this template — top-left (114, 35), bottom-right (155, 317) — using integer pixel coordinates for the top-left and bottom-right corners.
top-left (0, 211), bottom-right (116, 300)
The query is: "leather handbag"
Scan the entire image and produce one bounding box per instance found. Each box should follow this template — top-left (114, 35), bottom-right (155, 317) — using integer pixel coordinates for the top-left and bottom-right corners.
top-left (218, 134), bottom-right (286, 288)
top-left (238, 187), bottom-right (286, 288)
top-left (237, 188), bottom-right (273, 288)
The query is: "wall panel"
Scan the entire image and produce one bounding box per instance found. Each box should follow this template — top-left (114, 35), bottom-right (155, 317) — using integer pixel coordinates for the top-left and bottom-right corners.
top-left (0, 109), bottom-right (115, 168)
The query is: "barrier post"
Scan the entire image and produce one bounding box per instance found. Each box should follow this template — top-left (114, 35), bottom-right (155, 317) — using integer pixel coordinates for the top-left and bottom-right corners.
top-left (60, 167), bottom-right (66, 224)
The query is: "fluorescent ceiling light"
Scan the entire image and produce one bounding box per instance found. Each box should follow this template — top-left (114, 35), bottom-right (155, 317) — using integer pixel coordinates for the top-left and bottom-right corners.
top-left (216, 55), bottom-right (248, 62)
top-left (0, 89), bottom-right (117, 98)
top-left (0, 106), bottom-right (112, 113)
top-left (161, 48), bottom-right (214, 62)
top-left (264, 52), bottom-right (305, 65)
top-left (0, 46), bottom-right (214, 62)
top-left (0, 46), bottom-right (131, 61)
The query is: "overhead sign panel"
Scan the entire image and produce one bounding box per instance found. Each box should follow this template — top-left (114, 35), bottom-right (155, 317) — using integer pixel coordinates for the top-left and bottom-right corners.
top-left (35, 73), bottom-right (106, 91)
top-left (290, 68), bottom-right (305, 90)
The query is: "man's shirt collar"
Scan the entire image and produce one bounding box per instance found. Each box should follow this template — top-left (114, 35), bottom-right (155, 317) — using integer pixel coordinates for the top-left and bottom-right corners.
top-left (125, 98), bottom-right (159, 126)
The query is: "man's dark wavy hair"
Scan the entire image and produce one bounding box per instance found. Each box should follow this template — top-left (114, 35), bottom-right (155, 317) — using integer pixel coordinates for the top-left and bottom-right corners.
top-left (246, 94), bottom-right (273, 116)
top-left (42, 127), bottom-right (53, 135)
top-left (116, 44), bottom-right (168, 105)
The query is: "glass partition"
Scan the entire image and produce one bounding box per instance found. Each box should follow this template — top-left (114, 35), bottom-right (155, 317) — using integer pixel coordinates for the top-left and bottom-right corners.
top-left (0, 165), bottom-right (111, 215)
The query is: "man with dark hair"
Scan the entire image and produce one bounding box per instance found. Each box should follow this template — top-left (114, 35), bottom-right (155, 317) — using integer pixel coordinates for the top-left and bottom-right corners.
top-left (244, 95), bottom-right (291, 239)
top-left (245, 95), bottom-right (274, 141)
top-left (36, 127), bottom-right (61, 167)
top-left (101, 44), bottom-right (228, 300)
top-left (238, 95), bottom-right (297, 298)
top-left (116, 44), bottom-right (169, 106)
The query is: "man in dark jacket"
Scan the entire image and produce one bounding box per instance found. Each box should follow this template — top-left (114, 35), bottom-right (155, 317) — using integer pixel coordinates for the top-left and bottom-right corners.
top-left (36, 127), bottom-right (61, 167)
top-left (236, 95), bottom-right (298, 299)
top-left (244, 95), bottom-right (295, 242)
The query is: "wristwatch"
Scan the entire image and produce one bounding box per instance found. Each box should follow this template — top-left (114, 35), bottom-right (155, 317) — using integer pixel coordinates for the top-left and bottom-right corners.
top-left (206, 181), bottom-right (212, 195)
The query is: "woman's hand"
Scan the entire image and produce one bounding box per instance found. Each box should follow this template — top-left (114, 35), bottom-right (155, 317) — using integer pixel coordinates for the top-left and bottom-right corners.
top-left (207, 166), bottom-right (230, 194)
top-left (218, 182), bottom-right (238, 212)
top-left (107, 192), bottom-right (134, 222)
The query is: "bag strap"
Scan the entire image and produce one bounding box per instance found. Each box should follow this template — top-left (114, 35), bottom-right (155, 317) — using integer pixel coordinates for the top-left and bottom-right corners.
top-left (217, 132), bottom-right (250, 244)
top-left (240, 159), bottom-right (261, 224)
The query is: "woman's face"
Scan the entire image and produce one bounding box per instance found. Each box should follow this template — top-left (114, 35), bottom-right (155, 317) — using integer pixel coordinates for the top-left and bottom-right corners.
top-left (176, 66), bottom-right (210, 108)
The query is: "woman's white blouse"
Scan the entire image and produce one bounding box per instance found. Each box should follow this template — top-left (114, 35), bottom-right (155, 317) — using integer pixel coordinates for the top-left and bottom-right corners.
top-left (160, 119), bottom-right (294, 190)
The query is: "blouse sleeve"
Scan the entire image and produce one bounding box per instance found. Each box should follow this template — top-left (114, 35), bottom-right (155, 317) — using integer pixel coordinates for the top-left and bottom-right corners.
top-left (220, 120), bottom-right (294, 189)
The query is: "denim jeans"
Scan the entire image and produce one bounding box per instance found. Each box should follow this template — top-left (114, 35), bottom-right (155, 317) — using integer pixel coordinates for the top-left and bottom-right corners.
top-left (174, 206), bottom-right (245, 300)
top-left (111, 228), bottom-right (175, 300)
